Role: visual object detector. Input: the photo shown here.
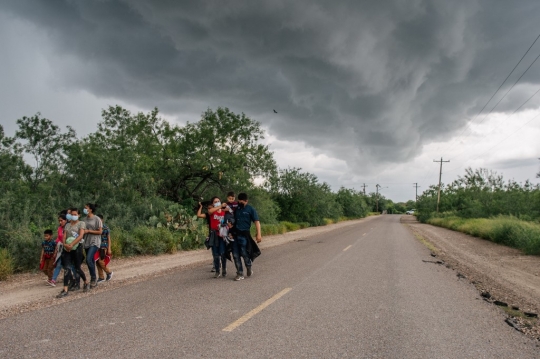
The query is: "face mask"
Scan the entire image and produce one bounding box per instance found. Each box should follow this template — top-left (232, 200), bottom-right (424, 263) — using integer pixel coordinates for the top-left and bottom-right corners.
top-left (83, 208), bottom-right (89, 215)
top-left (66, 214), bottom-right (73, 221)
top-left (214, 201), bottom-right (221, 208)
top-left (71, 215), bottom-right (79, 221)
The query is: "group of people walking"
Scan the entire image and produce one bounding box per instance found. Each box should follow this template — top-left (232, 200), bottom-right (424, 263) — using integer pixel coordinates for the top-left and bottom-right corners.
top-left (40, 192), bottom-right (261, 296)
top-left (40, 203), bottom-right (113, 298)
top-left (197, 192), bottom-right (262, 281)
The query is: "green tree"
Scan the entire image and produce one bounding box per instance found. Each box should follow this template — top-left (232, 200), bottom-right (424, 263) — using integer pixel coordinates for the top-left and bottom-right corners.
top-left (335, 187), bottom-right (368, 218)
top-left (15, 113), bottom-right (75, 190)
top-left (64, 106), bottom-right (277, 208)
top-left (0, 125), bottom-right (30, 188)
top-left (172, 107), bottom-right (277, 201)
top-left (366, 192), bottom-right (389, 213)
top-left (268, 168), bottom-right (342, 226)
top-left (0, 125), bottom-right (33, 233)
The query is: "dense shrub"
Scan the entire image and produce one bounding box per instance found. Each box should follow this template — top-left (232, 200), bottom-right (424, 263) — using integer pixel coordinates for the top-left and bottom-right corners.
top-left (335, 187), bottom-right (369, 218)
top-left (5, 228), bottom-right (41, 272)
top-left (269, 168), bottom-right (344, 226)
top-left (110, 223), bottom-right (207, 257)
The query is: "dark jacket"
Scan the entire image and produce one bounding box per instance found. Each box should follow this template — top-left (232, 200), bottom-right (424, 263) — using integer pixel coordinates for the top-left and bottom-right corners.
top-left (224, 229), bottom-right (261, 262)
top-left (240, 230), bottom-right (261, 261)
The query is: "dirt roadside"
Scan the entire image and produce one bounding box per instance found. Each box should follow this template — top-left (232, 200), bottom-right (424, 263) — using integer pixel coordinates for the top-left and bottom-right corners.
top-left (0, 216), bottom-right (378, 320)
top-left (403, 215), bottom-right (540, 340)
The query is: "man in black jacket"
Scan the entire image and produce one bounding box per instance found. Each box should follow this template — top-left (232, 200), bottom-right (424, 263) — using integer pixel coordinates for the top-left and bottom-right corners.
top-left (232, 193), bottom-right (262, 281)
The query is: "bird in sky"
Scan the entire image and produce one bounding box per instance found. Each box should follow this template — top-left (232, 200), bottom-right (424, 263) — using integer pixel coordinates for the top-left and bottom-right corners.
top-left (273, 109), bottom-right (278, 114)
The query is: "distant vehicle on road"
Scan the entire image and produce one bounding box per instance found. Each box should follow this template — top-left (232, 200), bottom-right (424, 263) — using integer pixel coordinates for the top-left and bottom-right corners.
top-left (406, 209), bottom-right (415, 215)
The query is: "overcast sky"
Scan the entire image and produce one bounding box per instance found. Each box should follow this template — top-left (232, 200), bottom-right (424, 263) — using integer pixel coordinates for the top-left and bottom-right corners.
top-left (1, 0), bottom-right (540, 202)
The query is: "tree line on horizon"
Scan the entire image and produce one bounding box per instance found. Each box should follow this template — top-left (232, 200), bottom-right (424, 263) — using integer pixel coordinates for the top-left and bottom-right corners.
top-left (2, 105), bottom-right (538, 275)
top-left (416, 167), bottom-right (540, 222)
top-left (0, 106), bottom-right (412, 275)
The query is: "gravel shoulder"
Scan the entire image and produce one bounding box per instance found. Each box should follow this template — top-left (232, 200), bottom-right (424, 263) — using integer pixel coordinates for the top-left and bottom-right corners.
top-left (0, 216), bottom-right (377, 319)
top-left (403, 215), bottom-right (540, 340)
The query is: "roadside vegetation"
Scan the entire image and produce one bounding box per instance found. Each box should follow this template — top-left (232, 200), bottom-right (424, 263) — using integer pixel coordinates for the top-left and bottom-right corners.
top-left (0, 106), bottom-right (413, 280)
top-left (416, 167), bottom-right (540, 254)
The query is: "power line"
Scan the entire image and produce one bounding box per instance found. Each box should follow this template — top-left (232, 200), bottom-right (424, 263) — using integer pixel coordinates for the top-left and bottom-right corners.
top-left (475, 34), bottom-right (540, 116)
top-left (443, 84), bottom-right (540, 166)
top-left (445, 109), bottom-right (540, 174)
top-left (436, 32), bottom-right (540, 156)
top-left (375, 184), bottom-right (388, 213)
top-left (474, 51), bottom-right (540, 128)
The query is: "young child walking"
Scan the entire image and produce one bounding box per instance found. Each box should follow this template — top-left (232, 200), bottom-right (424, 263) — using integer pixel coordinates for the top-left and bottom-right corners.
top-left (51, 213), bottom-right (68, 286)
top-left (40, 230), bottom-right (56, 287)
top-left (96, 214), bottom-right (113, 282)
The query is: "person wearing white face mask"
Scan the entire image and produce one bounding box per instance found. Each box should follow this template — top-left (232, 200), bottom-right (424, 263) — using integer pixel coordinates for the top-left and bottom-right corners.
top-left (205, 197), bottom-right (228, 278)
top-left (57, 208), bottom-right (87, 298)
top-left (83, 203), bottom-right (102, 289)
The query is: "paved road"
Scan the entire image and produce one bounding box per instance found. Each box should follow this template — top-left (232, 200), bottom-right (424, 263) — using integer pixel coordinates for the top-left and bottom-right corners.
top-left (1, 215), bottom-right (538, 358)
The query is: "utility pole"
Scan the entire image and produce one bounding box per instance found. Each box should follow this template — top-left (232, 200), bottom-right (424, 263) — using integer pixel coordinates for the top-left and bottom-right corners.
top-left (376, 184), bottom-right (380, 212)
top-left (413, 183), bottom-right (420, 204)
top-left (433, 157), bottom-right (450, 212)
top-left (361, 183), bottom-right (368, 196)
top-left (375, 184), bottom-right (387, 213)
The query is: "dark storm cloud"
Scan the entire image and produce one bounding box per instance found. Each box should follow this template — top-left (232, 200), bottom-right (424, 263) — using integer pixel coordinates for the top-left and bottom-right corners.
top-left (2, 0), bottom-right (540, 172)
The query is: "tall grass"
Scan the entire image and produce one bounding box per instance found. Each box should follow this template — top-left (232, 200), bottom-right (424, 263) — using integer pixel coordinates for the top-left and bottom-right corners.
top-left (427, 215), bottom-right (540, 255)
top-left (0, 248), bottom-right (14, 280)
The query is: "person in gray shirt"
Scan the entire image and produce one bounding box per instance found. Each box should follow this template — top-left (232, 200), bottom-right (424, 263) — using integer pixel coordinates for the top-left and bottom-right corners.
top-left (57, 208), bottom-right (87, 298)
top-left (83, 203), bottom-right (102, 288)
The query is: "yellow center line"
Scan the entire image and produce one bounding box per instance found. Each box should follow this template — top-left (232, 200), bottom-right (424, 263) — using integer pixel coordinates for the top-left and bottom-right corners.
top-left (343, 245), bottom-right (352, 251)
top-left (223, 288), bottom-right (292, 332)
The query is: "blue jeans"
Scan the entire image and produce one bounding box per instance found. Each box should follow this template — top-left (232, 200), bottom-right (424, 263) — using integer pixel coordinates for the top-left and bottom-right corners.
top-left (85, 246), bottom-right (99, 281)
top-left (232, 235), bottom-right (252, 275)
top-left (212, 237), bottom-right (227, 274)
top-left (52, 257), bottom-right (62, 282)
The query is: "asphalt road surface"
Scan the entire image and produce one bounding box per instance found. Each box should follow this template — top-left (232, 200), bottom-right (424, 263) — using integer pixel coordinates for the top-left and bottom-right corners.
top-left (1, 215), bottom-right (538, 358)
